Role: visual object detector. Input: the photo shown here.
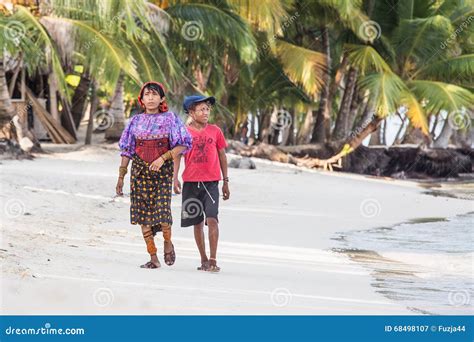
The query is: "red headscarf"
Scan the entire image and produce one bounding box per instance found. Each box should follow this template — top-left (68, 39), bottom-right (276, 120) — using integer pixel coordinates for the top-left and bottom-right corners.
top-left (137, 81), bottom-right (169, 113)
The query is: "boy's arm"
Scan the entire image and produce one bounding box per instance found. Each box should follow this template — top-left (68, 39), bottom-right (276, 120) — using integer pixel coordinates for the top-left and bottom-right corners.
top-left (218, 149), bottom-right (230, 200)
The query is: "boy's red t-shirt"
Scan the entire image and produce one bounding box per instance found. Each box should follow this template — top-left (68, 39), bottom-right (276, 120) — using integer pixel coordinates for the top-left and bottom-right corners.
top-left (182, 124), bottom-right (228, 182)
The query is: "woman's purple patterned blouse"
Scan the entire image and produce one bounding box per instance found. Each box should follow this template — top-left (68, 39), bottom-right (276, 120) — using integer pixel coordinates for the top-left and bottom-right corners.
top-left (118, 111), bottom-right (192, 158)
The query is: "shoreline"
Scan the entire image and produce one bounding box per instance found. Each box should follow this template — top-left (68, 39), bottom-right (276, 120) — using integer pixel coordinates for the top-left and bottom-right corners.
top-left (1, 142), bottom-right (472, 314)
top-left (248, 153), bottom-right (473, 315)
top-left (332, 211), bottom-right (473, 315)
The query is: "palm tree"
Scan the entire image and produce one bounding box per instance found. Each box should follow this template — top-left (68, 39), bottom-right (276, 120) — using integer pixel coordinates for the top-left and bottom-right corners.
top-left (41, 0), bottom-right (183, 140)
top-left (315, 0), bottom-right (473, 168)
top-left (164, 0), bottom-right (260, 119)
top-left (0, 57), bottom-right (16, 140)
top-left (303, 0), bottom-right (369, 143)
top-left (0, 5), bottom-right (69, 148)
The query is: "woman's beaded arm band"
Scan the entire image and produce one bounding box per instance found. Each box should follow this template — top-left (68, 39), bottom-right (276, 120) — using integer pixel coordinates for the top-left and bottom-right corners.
top-left (160, 150), bottom-right (175, 162)
top-left (119, 166), bottom-right (128, 178)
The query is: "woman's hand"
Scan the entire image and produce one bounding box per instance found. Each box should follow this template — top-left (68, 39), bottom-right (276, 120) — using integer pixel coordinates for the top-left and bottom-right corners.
top-left (149, 157), bottom-right (164, 172)
top-left (116, 177), bottom-right (124, 196)
top-left (173, 178), bottom-right (182, 194)
top-left (222, 182), bottom-right (230, 200)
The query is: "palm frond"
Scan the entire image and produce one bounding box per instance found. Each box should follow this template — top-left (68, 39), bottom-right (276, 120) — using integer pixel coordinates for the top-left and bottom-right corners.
top-left (227, 0), bottom-right (288, 38)
top-left (275, 40), bottom-right (327, 97)
top-left (393, 15), bottom-right (456, 75)
top-left (43, 16), bottom-right (140, 87)
top-left (358, 72), bottom-right (407, 117)
top-left (409, 80), bottom-right (474, 114)
top-left (316, 0), bottom-right (370, 41)
top-left (167, 3), bottom-right (258, 64)
top-left (401, 91), bottom-right (429, 134)
top-left (10, 6), bottom-right (69, 99)
top-left (344, 44), bottom-right (392, 75)
top-left (415, 54), bottom-right (474, 87)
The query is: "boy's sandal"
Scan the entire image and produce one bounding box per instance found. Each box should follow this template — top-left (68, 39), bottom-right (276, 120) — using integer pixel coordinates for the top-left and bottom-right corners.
top-left (140, 261), bottom-right (160, 269)
top-left (197, 261), bottom-right (210, 271)
top-left (208, 258), bottom-right (221, 273)
top-left (164, 242), bottom-right (176, 266)
top-left (208, 264), bottom-right (221, 272)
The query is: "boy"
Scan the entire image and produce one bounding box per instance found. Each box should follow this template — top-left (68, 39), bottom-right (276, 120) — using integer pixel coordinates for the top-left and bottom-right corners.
top-left (173, 95), bottom-right (230, 272)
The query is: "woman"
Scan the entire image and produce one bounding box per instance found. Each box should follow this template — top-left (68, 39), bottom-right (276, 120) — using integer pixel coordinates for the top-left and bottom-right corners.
top-left (116, 81), bottom-right (192, 269)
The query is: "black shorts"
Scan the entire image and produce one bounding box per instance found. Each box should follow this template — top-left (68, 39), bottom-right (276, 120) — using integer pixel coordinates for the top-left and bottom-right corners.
top-left (181, 181), bottom-right (220, 227)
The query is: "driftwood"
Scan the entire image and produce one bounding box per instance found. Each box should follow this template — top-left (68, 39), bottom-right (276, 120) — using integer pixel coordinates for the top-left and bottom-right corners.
top-left (228, 140), bottom-right (298, 164)
top-left (227, 140), bottom-right (473, 178)
top-left (228, 140), bottom-right (346, 171)
top-left (24, 86), bottom-right (75, 144)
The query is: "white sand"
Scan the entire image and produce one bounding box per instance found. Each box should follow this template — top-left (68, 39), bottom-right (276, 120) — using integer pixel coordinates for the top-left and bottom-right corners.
top-left (1, 139), bottom-right (472, 315)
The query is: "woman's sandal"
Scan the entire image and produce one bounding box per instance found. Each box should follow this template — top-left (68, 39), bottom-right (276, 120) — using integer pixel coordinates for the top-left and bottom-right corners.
top-left (208, 258), bottom-right (221, 273)
top-left (140, 261), bottom-right (160, 269)
top-left (164, 242), bottom-right (176, 266)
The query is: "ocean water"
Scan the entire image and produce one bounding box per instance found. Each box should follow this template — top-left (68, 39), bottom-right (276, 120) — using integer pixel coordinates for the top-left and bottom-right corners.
top-left (334, 213), bottom-right (474, 315)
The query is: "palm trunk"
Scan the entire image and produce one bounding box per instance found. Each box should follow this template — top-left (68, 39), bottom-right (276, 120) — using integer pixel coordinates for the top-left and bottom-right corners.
top-left (346, 84), bottom-right (361, 135)
top-left (259, 108), bottom-right (272, 143)
top-left (369, 125), bottom-right (382, 145)
top-left (333, 67), bottom-right (357, 140)
top-left (287, 108), bottom-right (295, 145)
top-left (307, 115), bottom-right (383, 171)
top-left (348, 116), bottom-right (383, 150)
top-left (381, 119), bottom-right (387, 145)
top-left (297, 106), bottom-right (314, 144)
top-left (8, 57), bottom-right (22, 97)
top-left (59, 96), bottom-right (78, 140)
top-left (311, 26), bottom-right (331, 143)
top-left (249, 111), bottom-right (256, 142)
top-left (105, 74), bottom-right (125, 141)
top-left (281, 108), bottom-right (295, 146)
top-left (0, 58), bottom-right (17, 140)
top-left (48, 72), bottom-right (59, 122)
top-left (393, 114), bottom-right (407, 145)
top-left (451, 126), bottom-right (472, 148)
top-left (269, 106), bottom-right (280, 145)
top-left (430, 111), bottom-right (441, 137)
top-left (85, 80), bottom-right (98, 145)
top-left (402, 124), bottom-right (426, 145)
top-left (194, 64), bottom-right (212, 91)
top-left (432, 117), bottom-right (453, 148)
top-left (71, 73), bottom-right (91, 128)
top-left (356, 98), bottom-right (374, 128)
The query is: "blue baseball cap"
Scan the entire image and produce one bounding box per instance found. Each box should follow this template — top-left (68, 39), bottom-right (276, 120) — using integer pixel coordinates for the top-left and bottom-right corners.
top-left (183, 95), bottom-right (216, 113)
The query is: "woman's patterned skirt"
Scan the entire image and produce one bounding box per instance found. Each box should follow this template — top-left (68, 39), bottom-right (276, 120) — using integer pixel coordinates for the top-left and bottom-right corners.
top-left (130, 154), bottom-right (173, 233)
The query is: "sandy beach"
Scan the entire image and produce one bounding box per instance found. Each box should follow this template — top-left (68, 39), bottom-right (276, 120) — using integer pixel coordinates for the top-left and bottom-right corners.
top-left (1, 138), bottom-right (472, 315)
